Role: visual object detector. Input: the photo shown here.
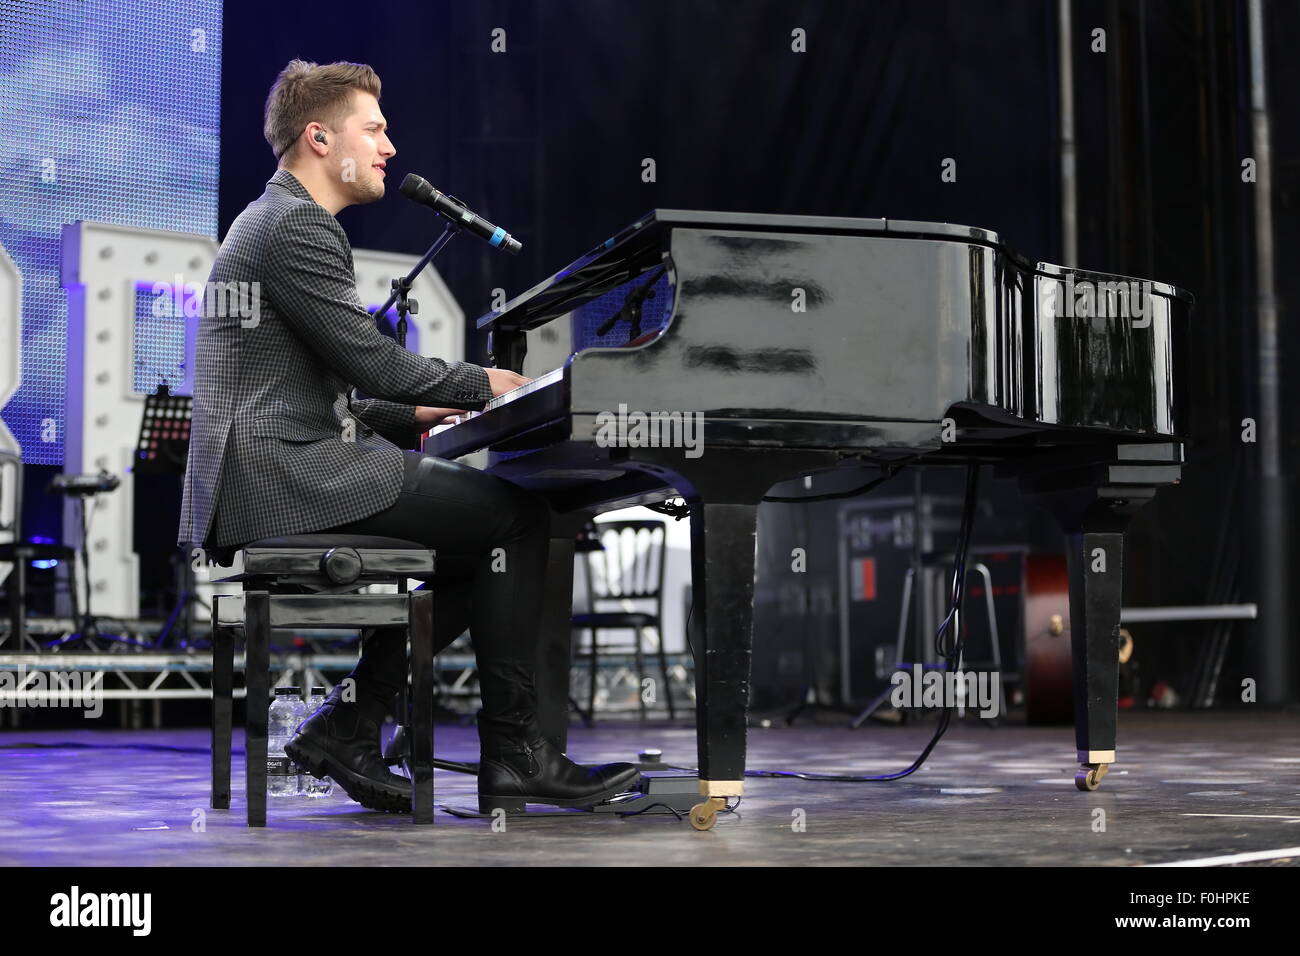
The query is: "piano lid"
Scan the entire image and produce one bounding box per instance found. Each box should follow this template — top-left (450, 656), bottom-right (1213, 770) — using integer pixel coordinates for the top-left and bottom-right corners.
top-left (475, 210), bottom-right (1045, 334)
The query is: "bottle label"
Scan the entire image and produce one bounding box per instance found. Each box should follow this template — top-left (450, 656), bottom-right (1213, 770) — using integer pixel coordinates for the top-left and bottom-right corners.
top-left (267, 756), bottom-right (295, 776)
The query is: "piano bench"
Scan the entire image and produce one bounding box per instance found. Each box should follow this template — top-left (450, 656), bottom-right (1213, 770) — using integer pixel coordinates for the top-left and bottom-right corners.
top-left (207, 534), bottom-right (437, 827)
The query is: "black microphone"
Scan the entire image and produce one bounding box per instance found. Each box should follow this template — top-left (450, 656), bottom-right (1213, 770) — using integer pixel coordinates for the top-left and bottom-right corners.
top-left (399, 174), bottom-right (522, 255)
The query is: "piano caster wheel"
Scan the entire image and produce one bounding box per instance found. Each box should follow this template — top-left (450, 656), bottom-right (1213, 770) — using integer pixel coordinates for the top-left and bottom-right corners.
top-left (1075, 763), bottom-right (1110, 791)
top-left (689, 797), bottom-right (726, 831)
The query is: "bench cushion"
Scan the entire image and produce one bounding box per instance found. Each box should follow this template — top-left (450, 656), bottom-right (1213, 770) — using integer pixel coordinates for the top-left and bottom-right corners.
top-left (245, 534), bottom-right (427, 551)
top-left (216, 534), bottom-right (434, 582)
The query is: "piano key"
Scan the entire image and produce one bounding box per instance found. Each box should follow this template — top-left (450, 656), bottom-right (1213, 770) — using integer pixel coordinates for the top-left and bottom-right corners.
top-left (485, 365), bottom-right (565, 409)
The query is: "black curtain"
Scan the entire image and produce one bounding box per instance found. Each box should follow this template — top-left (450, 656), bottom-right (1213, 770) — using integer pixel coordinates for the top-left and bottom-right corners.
top-left (220, 0), bottom-right (1057, 331)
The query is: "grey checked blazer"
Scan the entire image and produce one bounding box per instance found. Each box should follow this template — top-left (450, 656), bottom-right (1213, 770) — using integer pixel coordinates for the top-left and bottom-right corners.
top-left (178, 168), bottom-right (492, 550)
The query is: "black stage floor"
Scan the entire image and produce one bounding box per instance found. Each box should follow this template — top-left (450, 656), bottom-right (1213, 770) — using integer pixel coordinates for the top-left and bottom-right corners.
top-left (1, 711), bottom-right (1297, 867)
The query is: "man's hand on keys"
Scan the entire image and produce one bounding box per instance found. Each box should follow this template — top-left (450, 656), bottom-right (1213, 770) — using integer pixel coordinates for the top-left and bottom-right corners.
top-left (484, 367), bottom-right (531, 397)
top-left (418, 370), bottom-right (530, 429)
top-left (414, 406), bottom-right (469, 428)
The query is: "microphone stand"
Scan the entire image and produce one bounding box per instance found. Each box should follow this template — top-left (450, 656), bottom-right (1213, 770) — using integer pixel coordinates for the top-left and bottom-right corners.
top-left (367, 217), bottom-right (468, 758)
top-left (46, 481), bottom-right (148, 650)
top-left (376, 218), bottom-right (464, 349)
top-left (365, 218), bottom-right (464, 452)
top-left (595, 264), bottom-right (666, 343)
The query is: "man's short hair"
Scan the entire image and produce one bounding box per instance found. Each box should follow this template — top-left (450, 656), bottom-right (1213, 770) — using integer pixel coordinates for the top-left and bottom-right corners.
top-left (263, 59), bottom-right (381, 160)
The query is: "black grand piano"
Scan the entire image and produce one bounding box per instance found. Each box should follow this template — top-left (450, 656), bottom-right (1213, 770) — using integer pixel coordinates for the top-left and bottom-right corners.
top-left (425, 210), bottom-right (1191, 829)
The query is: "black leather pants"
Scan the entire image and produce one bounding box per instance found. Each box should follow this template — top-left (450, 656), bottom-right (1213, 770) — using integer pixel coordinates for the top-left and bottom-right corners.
top-left (321, 451), bottom-right (551, 724)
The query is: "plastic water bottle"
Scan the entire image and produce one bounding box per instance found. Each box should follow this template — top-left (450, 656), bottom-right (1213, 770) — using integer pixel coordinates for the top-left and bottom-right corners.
top-left (302, 686), bottom-right (334, 798)
top-left (268, 686), bottom-right (305, 797)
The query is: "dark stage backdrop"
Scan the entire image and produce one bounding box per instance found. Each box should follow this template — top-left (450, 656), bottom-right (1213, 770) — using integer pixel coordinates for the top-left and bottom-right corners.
top-left (219, 0), bottom-right (1058, 331)
top-left (218, 0), bottom-right (1298, 703)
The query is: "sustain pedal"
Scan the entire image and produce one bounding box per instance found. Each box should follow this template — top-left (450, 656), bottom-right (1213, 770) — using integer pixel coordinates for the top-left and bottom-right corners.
top-left (588, 772), bottom-right (700, 815)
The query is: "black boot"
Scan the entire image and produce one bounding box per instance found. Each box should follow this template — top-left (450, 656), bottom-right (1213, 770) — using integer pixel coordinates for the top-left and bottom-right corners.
top-left (475, 661), bottom-right (641, 813)
top-left (285, 690), bottom-right (411, 813)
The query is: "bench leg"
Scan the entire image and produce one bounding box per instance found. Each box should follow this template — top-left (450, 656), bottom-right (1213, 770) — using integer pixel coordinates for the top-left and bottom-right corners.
top-left (211, 601), bottom-right (233, 810)
top-left (409, 590), bottom-right (435, 824)
top-left (245, 591), bottom-right (270, 827)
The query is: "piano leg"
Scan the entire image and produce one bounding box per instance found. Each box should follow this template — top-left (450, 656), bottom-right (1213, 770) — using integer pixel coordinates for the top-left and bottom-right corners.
top-left (1021, 446), bottom-right (1179, 792)
top-left (686, 501), bottom-right (759, 830)
top-left (1064, 528), bottom-right (1124, 791)
top-left (535, 516), bottom-right (585, 754)
top-left (624, 446), bottom-right (837, 830)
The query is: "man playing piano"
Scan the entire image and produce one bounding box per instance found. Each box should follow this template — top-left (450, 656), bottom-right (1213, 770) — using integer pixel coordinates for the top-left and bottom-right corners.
top-left (178, 59), bottom-right (639, 813)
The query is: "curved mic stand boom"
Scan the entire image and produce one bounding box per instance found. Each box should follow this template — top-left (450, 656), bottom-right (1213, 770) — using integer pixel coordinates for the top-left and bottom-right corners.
top-left (374, 212), bottom-right (466, 351)
top-left (365, 214), bottom-right (466, 453)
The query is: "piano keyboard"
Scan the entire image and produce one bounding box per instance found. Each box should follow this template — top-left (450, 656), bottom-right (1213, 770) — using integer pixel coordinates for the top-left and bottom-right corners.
top-left (485, 365), bottom-right (565, 409)
top-left (430, 365), bottom-right (566, 435)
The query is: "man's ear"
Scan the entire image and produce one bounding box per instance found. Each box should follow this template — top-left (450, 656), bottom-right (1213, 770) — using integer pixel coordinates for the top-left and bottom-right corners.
top-left (305, 123), bottom-right (328, 154)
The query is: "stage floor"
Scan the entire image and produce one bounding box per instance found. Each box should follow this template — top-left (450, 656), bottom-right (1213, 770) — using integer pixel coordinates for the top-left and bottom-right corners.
top-left (1, 711), bottom-right (1297, 867)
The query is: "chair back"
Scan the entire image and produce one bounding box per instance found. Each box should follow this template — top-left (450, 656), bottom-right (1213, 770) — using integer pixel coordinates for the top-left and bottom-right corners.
top-left (585, 519), bottom-right (667, 612)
